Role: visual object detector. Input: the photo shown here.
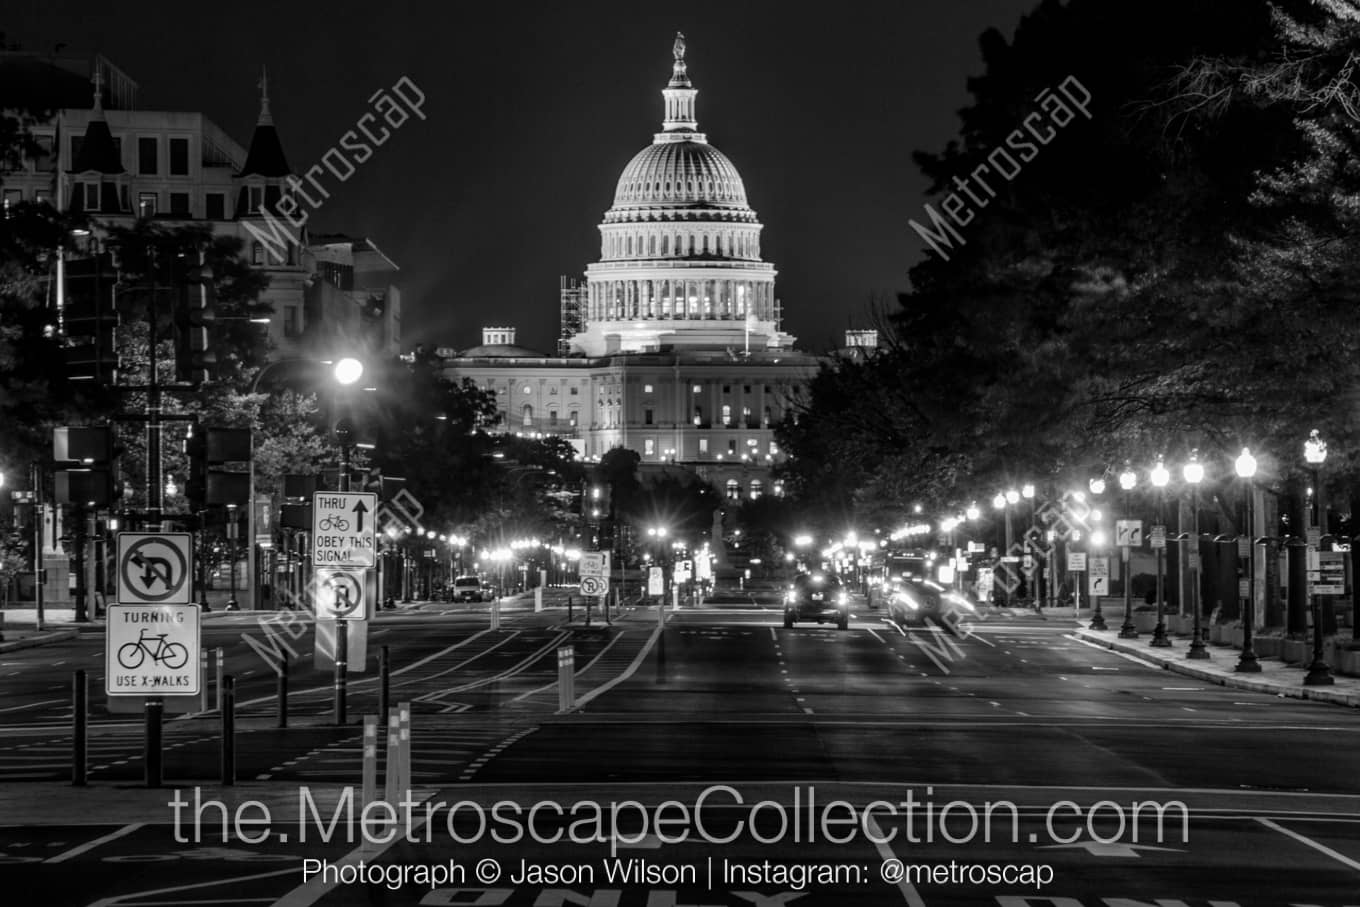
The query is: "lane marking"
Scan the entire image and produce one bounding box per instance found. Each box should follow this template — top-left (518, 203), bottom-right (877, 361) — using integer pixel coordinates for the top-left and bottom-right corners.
top-left (573, 620), bottom-right (665, 711)
top-left (1258, 817), bottom-right (1360, 871)
top-left (46, 822), bottom-right (144, 863)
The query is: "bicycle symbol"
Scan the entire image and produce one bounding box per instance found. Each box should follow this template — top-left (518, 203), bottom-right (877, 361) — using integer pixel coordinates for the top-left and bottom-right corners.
top-left (117, 628), bottom-right (189, 670)
top-left (318, 515), bottom-right (350, 532)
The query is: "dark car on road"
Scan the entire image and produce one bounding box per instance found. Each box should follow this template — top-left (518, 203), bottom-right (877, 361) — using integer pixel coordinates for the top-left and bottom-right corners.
top-left (784, 571), bottom-right (850, 630)
top-left (886, 577), bottom-right (979, 630)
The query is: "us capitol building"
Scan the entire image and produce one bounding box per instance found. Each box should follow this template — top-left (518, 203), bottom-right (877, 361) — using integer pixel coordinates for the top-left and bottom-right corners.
top-left (438, 34), bottom-right (823, 502)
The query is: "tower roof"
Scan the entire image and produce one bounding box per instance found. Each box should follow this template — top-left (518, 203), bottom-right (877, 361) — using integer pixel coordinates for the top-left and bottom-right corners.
top-left (239, 67), bottom-right (290, 177)
top-left (70, 69), bottom-right (124, 175)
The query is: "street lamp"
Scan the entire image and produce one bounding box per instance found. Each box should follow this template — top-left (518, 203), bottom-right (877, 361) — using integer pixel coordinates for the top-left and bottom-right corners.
top-left (1149, 459), bottom-right (1172, 647)
top-left (1089, 477), bottom-right (1106, 496)
top-left (333, 357), bottom-right (364, 386)
top-left (1118, 465), bottom-right (1138, 638)
top-left (965, 503), bottom-right (980, 522)
top-left (1302, 430), bottom-right (1334, 686)
top-left (1234, 447), bottom-right (1261, 672)
top-left (1184, 451), bottom-right (1208, 659)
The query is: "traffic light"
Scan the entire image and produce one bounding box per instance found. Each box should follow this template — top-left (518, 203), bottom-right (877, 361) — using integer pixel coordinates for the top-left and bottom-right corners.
top-left (185, 427), bottom-right (250, 509)
top-left (53, 426), bottom-right (118, 507)
top-left (174, 261), bottom-right (216, 384)
top-left (62, 252), bottom-right (117, 382)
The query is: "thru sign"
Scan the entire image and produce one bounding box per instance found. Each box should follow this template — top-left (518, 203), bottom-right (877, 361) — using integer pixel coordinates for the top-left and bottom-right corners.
top-left (311, 492), bottom-right (377, 567)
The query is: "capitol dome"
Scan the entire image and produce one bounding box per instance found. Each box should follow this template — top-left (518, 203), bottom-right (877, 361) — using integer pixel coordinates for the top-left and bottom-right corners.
top-left (612, 141), bottom-right (750, 212)
top-left (570, 33), bottom-right (794, 357)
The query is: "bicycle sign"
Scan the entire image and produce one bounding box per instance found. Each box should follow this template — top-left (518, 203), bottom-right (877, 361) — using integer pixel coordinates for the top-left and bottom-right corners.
top-left (106, 604), bottom-right (200, 695)
top-left (312, 491), bottom-right (377, 567)
top-left (117, 533), bottom-right (192, 604)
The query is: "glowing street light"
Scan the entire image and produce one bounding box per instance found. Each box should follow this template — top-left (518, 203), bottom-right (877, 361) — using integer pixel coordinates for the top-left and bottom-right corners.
top-left (1117, 464), bottom-right (1138, 639)
top-left (333, 357), bottom-right (364, 386)
top-left (965, 503), bottom-right (980, 521)
top-left (1089, 477), bottom-right (1106, 495)
top-left (1302, 430), bottom-right (1334, 686)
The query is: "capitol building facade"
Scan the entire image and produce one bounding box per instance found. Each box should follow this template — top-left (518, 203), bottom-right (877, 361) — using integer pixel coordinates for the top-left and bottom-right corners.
top-left (439, 35), bottom-right (819, 501)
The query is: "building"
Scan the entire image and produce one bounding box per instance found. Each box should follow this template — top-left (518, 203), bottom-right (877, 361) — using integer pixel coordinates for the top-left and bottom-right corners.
top-left (440, 34), bottom-right (818, 500)
top-left (0, 52), bottom-right (402, 361)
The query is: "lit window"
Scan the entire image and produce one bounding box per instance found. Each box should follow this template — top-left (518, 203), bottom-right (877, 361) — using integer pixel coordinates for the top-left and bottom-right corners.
top-left (728, 439), bottom-right (737, 454)
top-left (726, 479), bottom-right (740, 500)
top-left (138, 192), bottom-right (158, 217)
top-left (750, 480), bottom-right (763, 500)
top-left (644, 384), bottom-right (653, 394)
top-left (645, 438), bottom-right (656, 456)
top-left (522, 405), bottom-right (533, 426)
top-left (698, 438), bottom-right (708, 455)
top-left (692, 384), bottom-right (701, 393)
top-left (721, 405), bottom-right (731, 425)
top-left (569, 410), bottom-right (578, 427)
top-left (770, 441), bottom-right (780, 456)
top-left (251, 241), bottom-right (264, 265)
top-left (747, 438), bottom-right (759, 448)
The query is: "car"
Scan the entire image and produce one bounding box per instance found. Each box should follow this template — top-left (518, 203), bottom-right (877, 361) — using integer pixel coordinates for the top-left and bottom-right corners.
top-left (784, 572), bottom-right (850, 630)
top-left (450, 575), bottom-right (484, 602)
top-left (886, 577), bottom-right (978, 630)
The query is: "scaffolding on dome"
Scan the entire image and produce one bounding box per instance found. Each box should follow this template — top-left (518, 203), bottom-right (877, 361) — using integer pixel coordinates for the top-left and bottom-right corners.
top-left (558, 275), bottom-right (585, 356)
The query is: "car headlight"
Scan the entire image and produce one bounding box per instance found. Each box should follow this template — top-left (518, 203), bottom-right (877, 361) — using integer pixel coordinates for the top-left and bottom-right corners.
top-left (945, 593), bottom-right (976, 612)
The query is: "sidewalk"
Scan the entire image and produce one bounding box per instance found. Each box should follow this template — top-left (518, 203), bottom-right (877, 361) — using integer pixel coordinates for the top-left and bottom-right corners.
top-left (0, 627), bottom-right (81, 653)
top-left (1075, 626), bottom-right (1360, 708)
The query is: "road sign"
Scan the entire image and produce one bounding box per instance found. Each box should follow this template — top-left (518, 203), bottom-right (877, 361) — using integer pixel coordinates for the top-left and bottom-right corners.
top-left (1314, 552), bottom-right (1345, 595)
top-left (1068, 551), bottom-right (1088, 572)
top-left (106, 604), bottom-right (200, 696)
top-left (117, 533), bottom-right (193, 604)
top-left (1307, 527), bottom-right (1322, 548)
top-left (968, 541), bottom-right (986, 554)
top-left (1239, 579), bottom-right (1250, 599)
top-left (580, 575), bottom-right (609, 596)
top-left (1150, 525), bottom-right (1166, 550)
top-left (1089, 555), bottom-right (1110, 595)
top-left (1089, 574), bottom-right (1109, 596)
top-left (311, 492), bottom-right (378, 567)
top-left (580, 551), bottom-right (610, 579)
top-left (695, 555), bottom-right (712, 581)
top-left (675, 559), bottom-right (693, 583)
top-left (1237, 537), bottom-right (1252, 558)
top-left (314, 567), bottom-right (367, 620)
top-left (648, 567), bottom-right (664, 596)
top-left (1115, 520), bottom-right (1143, 547)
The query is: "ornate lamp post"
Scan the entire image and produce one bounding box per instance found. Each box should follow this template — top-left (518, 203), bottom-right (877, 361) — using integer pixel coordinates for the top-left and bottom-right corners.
top-left (1184, 451), bottom-right (1208, 659)
top-left (1149, 459), bottom-right (1172, 647)
top-left (1234, 447), bottom-right (1261, 672)
top-left (1118, 465), bottom-right (1138, 638)
top-left (1303, 430), bottom-right (1334, 686)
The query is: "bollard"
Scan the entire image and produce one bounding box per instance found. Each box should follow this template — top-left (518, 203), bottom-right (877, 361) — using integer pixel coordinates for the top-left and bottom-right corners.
top-left (557, 646), bottom-right (575, 711)
top-left (383, 708), bottom-right (400, 806)
top-left (199, 650), bottom-right (209, 713)
top-left (673, 586), bottom-right (680, 611)
top-left (145, 698), bottom-right (163, 789)
top-left (379, 646), bottom-right (390, 728)
top-left (490, 600), bottom-right (501, 631)
top-left (215, 648), bottom-right (224, 711)
top-left (0, 610), bottom-right (6, 642)
top-left (361, 716), bottom-right (378, 811)
top-left (534, 586), bottom-right (543, 613)
top-left (221, 675), bottom-right (235, 786)
top-left (276, 655), bottom-right (288, 729)
top-left (335, 618), bottom-right (349, 726)
top-left (398, 702), bottom-right (411, 795)
top-left (72, 669), bottom-right (87, 786)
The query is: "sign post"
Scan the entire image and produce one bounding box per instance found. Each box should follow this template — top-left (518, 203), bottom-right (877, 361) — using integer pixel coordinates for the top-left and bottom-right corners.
top-left (579, 551), bottom-right (610, 627)
top-left (111, 532), bottom-right (197, 788)
top-left (311, 492), bottom-right (377, 725)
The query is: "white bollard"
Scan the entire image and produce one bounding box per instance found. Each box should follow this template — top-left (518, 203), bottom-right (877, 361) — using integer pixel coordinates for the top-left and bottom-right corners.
top-left (383, 708), bottom-right (400, 806)
top-left (361, 716), bottom-right (378, 811)
top-left (490, 600), bottom-right (501, 630)
top-left (673, 586), bottom-right (680, 611)
top-left (199, 650), bottom-right (209, 712)
top-left (534, 586), bottom-right (543, 613)
top-left (557, 646), bottom-right (575, 711)
top-left (398, 701), bottom-right (411, 795)
top-left (215, 648), bottom-right (224, 711)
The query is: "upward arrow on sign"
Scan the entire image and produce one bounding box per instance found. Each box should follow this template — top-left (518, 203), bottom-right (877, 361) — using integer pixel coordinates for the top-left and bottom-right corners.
top-left (352, 499), bottom-right (368, 533)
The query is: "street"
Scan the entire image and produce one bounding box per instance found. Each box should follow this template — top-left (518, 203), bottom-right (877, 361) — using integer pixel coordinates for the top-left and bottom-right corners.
top-left (1, 597), bottom-right (1358, 905)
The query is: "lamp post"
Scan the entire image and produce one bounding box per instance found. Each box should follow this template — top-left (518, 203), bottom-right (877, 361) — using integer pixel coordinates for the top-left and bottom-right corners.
top-left (1234, 447), bottom-right (1261, 672)
top-left (329, 356), bottom-right (363, 727)
top-left (1149, 459), bottom-right (1172, 647)
top-left (1184, 451), bottom-right (1208, 659)
top-left (1303, 430), bottom-right (1334, 686)
top-left (1118, 465), bottom-right (1138, 638)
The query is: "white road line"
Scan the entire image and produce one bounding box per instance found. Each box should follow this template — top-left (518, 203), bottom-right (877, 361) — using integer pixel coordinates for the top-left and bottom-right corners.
top-left (46, 822), bottom-right (144, 863)
top-left (1066, 634), bottom-right (1164, 669)
top-left (868, 628), bottom-right (884, 643)
top-left (87, 868), bottom-right (294, 906)
top-left (1258, 817), bottom-right (1360, 871)
top-left (0, 699), bottom-right (67, 714)
top-left (573, 620), bottom-right (665, 710)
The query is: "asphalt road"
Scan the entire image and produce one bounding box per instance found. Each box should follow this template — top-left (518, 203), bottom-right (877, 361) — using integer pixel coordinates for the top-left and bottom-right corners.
top-left (2, 600), bottom-right (1359, 906)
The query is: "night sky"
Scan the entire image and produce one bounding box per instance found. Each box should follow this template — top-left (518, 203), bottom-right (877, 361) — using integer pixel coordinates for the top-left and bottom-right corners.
top-left (9, 0), bottom-right (1037, 354)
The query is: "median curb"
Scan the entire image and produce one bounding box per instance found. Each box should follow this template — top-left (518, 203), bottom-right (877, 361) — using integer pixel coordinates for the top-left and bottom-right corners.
top-left (0, 628), bottom-right (81, 653)
top-left (1073, 629), bottom-right (1360, 709)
